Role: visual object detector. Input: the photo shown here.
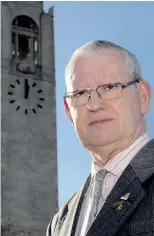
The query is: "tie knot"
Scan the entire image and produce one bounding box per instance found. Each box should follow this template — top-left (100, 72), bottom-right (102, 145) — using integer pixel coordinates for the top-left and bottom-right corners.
top-left (95, 169), bottom-right (109, 182)
top-left (91, 169), bottom-right (109, 196)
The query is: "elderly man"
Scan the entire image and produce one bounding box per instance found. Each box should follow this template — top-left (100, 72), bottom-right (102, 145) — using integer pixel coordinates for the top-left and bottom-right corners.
top-left (47, 40), bottom-right (154, 236)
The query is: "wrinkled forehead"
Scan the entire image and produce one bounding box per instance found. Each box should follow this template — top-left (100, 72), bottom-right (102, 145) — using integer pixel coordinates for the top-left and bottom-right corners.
top-left (65, 48), bottom-right (131, 91)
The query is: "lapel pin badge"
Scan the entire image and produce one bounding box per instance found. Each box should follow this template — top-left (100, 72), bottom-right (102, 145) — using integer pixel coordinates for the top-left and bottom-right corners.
top-left (113, 193), bottom-right (131, 211)
top-left (120, 192), bottom-right (130, 201)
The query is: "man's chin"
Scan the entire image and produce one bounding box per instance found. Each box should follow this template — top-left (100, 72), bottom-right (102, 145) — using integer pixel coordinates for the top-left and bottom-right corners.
top-left (83, 137), bottom-right (116, 150)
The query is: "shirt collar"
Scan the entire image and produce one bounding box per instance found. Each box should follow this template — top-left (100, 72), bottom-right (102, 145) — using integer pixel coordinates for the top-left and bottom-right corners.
top-left (91, 133), bottom-right (150, 177)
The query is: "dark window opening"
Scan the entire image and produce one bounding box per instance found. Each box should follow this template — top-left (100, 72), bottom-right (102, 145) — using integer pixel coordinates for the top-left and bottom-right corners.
top-left (12, 33), bottom-right (16, 57)
top-left (18, 35), bottom-right (29, 60)
top-left (12, 15), bottom-right (37, 30)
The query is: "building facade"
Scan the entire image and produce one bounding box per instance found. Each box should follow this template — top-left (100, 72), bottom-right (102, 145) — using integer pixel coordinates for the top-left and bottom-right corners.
top-left (1, 2), bottom-right (58, 235)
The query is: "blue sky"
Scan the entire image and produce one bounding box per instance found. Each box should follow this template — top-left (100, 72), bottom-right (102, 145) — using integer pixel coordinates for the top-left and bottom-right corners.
top-left (44, 1), bottom-right (154, 207)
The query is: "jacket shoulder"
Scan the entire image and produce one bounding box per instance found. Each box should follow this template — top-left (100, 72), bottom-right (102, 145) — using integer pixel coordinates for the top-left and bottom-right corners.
top-left (46, 192), bottom-right (77, 236)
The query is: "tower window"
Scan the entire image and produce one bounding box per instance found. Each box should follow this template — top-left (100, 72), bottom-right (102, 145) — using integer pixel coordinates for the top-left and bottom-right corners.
top-left (12, 15), bottom-right (38, 65)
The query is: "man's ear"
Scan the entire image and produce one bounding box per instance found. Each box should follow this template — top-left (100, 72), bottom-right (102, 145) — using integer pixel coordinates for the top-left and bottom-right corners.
top-left (64, 98), bottom-right (74, 126)
top-left (138, 80), bottom-right (151, 115)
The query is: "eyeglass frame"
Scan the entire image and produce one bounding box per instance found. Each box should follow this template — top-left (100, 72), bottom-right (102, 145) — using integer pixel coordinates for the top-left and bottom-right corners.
top-left (64, 78), bottom-right (140, 106)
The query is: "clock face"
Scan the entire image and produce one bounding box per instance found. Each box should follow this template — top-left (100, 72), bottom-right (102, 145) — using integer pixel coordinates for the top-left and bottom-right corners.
top-left (8, 78), bottom-right (45, 114)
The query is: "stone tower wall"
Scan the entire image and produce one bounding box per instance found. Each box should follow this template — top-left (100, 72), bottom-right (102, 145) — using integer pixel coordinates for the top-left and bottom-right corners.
top-left (1, 2), bottom-right (58, 235)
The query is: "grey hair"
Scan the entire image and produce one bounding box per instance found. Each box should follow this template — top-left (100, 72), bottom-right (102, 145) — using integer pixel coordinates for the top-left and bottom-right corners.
top-left (65, 40), bottom-right (143, 82)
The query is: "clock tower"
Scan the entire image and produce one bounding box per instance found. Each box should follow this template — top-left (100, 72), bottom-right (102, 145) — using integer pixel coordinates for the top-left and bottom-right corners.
top-left (1, 2), bottom-right (58, 236)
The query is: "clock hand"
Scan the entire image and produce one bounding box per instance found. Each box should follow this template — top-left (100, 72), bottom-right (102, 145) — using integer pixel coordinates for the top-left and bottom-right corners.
top-left (24, 79), bottom-right (30, 99)
top-left (27, 81), bottom-right (30, 99)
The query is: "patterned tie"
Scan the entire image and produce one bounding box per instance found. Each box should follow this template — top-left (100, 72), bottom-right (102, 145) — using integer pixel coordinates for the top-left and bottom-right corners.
top-left (86, 169), bottom-right (109, 232)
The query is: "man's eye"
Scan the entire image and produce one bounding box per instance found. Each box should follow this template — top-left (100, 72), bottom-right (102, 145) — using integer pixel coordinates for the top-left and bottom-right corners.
top-left (106, 84), bottom-right (114, 90)
top-left (101, 84), bottom-right (114, 91)
top-left (73, 90), bottom-right (87, 98)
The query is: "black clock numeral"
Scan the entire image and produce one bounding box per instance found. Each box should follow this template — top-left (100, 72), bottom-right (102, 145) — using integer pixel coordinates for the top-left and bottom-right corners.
top-left (16, 106), bottom-right (20, 111)
top-left (32, 108), bottom-right (36, 114)
top-left (10, 84), bottom-right (15, 88)
top-left (38, 104), bottom-right (42, 109)
top-left (9, 100), bottom-right (15, 103)
top-left (8, 92), bottom-right (13, 95)
top-left (25, 109), bottom-right (28, 114)
top-left (37, 90), bottom-right (42, 94)
top-left (16, 79), bottom-right (20, 85)
top-left (32, 83), bottom-right (36, 88)
top-left (39, 98), bottom-right (45, 101)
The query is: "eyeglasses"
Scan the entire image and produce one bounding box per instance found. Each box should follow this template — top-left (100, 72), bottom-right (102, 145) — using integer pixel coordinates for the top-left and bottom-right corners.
top-left (64, 79), bottom-right (140, 107)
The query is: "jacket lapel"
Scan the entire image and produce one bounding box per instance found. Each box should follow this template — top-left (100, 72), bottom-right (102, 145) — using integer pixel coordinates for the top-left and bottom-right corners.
top-left (86, 138), bottom-right (154, 236)
top-left (70, 174), bottom-right (91, 236)
top-left (54, 174), bottom-right (91, 236)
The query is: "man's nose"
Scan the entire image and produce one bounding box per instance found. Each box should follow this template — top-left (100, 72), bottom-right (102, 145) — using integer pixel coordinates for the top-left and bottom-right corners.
top-left (87, 90), bottom-right (106, 112)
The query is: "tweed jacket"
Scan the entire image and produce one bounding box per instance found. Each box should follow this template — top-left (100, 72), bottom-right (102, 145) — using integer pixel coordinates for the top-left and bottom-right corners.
top-left (47, 139), bottom-right (154, 236)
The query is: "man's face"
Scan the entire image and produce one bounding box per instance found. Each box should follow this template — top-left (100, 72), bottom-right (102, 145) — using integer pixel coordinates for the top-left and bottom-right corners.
top-left (65, 49), bottom-right (148, 150)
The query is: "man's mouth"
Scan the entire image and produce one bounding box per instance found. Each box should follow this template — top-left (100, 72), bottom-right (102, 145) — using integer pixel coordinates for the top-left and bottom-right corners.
top-left (89, 118), bottom-right (113, 126)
